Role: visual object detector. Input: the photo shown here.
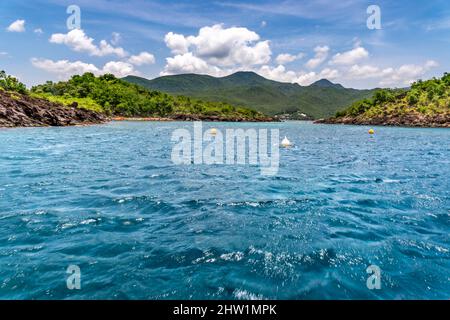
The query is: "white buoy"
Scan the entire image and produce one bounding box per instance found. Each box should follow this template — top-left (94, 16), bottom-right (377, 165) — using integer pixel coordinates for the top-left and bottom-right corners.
top-left (281, 136), bottom-right (293, 148)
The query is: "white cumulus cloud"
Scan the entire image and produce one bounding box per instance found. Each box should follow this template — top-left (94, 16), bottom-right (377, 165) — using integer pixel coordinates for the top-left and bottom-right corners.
top-left (102, 61), bottom-right (137, 78)
top-left (379, 60), bottom-right (439, 86)
top-left (294, 68), bottom-right (340, 86)
top-left (330, 46), bottom-right (369, 65)
top-left (165, 32), bottom-right (191, 55)
top-left (128, 52), bottom-right (156, 66)
top-left (258, 65), bottom-right (339, 86)
top-left (258, 65), bottom-right (299, 83)
top-left (348, 64), bottom-right (386, 79)
top-left (161, 52), bottom-right (222, 76)
top-left (7, 20), bottom-right (25, 32)
top-left (189, 24), bottom-right (271, 67)
top-left (49, 29), bottom-right (128, 58)
top-left (35, 29), bottom-right (158, 80)
top-left (320, 68), bottom-right (340, 80)
top-left (162, 24), bottom-right (272, 75)
top-left (31, 58), bottom-right (99, 78)
top-left (275, 53), bottom-right (305, 65)
top-left (305, 46), bottom-right (329, 69)
top-left (347, 60), bottom-right (439, 87)
top-left (31, 58), bottom-right (138, 79)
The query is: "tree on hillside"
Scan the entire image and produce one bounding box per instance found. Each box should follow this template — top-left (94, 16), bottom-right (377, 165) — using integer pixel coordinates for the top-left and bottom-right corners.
top-left (0, 71), bottom-right (27, 94)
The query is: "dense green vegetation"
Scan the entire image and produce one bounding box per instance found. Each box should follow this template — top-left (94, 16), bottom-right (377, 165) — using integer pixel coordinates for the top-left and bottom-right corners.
top-left (31, 73), bottom-right (265, 119)
top-left (123, 72), bottom-right (376, 119)
top-left (0, 70), bottom-right (27, 94)
top-left (335, 73), bottom-right (450, 119)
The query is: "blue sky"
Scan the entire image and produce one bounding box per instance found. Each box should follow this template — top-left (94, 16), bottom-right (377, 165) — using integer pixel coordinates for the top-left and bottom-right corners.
top-left (1, 0), bottom-right (449, 88)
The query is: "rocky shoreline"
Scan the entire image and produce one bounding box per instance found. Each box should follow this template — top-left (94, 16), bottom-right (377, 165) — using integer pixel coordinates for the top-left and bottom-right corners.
top-left (315, 112), bottom-right (450, 128)
top-left (0, 89), bottom-right (277, 128)
top-left (113, 114), bottom-right (277, 122)
top-left (169, 113), bottom-right (277, 122)
top-left (0, 90), bottom-right (108, 128)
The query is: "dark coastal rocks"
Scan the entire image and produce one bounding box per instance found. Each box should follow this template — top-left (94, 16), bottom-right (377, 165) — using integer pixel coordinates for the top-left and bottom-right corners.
top-left (0, 90), bottom-right (108, 128)
top-left (315, 112), bottom-right (450, 128)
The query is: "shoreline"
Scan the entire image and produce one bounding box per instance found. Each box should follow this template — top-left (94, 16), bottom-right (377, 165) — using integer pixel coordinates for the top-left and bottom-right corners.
top-left (315, 115), bottom-right (450, 128)
top-left (3, 118), bottom-right (449, 128)
top-left (112, 114), bottom-right (278, 123)
top-left (0, 117), bottom-right (279, 129)
top-left (112, 117), bottom-right (174, 122)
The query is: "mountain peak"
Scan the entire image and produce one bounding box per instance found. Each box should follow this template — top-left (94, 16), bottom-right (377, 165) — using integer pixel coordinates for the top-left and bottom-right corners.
top-left (224, 71), bottom-right (265, 80)
top-left (222, 71), bottom-right (273, 86)
top-left (311, 79), bottom-right (344, 89)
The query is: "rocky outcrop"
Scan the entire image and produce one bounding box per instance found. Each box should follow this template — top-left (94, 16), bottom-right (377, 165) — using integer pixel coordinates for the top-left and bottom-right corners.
top-left (0, 90), bottom-right (108, 127)
top-left (316, 112), bottom-right (450, 128)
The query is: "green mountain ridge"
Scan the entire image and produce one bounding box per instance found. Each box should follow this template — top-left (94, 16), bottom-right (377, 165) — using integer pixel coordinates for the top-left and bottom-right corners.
top-left (123, 71), bottom-right (376, 119)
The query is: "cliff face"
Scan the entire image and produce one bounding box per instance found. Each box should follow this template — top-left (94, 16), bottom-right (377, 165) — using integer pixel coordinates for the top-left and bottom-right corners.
top-left (0, 90), bottom-right (108, 128)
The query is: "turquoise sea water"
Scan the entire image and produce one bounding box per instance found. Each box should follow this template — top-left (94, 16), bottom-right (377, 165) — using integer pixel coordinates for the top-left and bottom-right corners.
top-left (0, 121), bottom-right (448, 300)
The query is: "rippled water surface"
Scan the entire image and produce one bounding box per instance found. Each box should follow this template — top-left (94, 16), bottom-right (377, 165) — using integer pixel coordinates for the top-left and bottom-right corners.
top-left (0, 121), bottom-right (449, 299)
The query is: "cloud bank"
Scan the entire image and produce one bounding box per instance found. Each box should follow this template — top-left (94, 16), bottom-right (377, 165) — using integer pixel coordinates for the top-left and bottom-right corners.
top-left (30, 24), bottom-right (439, 88)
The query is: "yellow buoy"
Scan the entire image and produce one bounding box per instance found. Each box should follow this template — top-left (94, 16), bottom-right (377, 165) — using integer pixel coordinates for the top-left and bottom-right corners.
top-left (369, 129), bottom-right (375, 135)
top-left (210, 128), bottom-right (218, 136)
